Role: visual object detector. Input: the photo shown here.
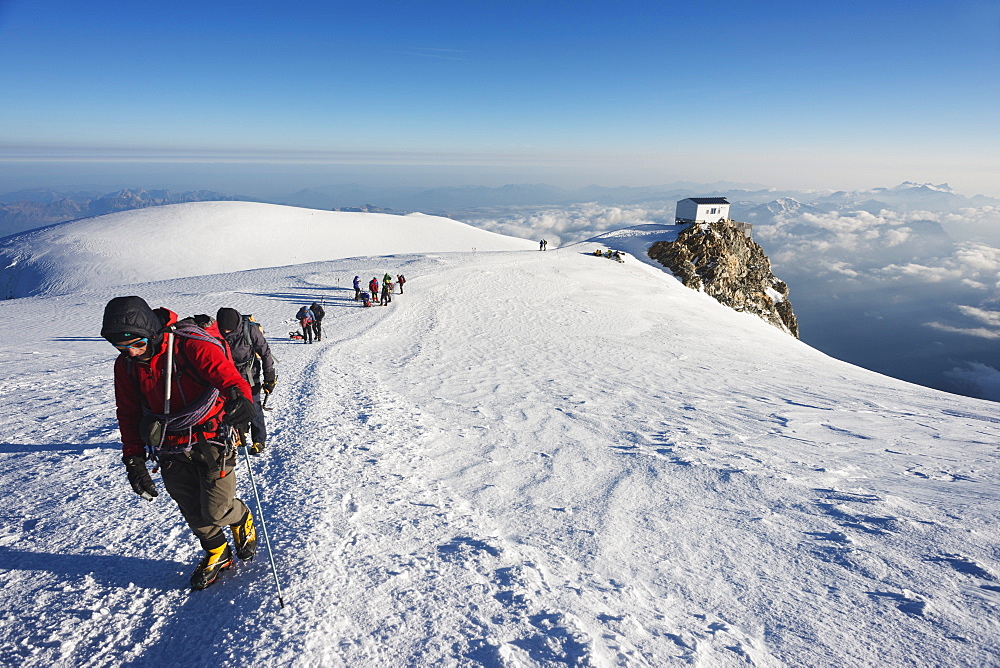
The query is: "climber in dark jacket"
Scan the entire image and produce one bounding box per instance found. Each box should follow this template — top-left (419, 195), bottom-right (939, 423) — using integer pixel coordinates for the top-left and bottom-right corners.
top-left (216, 308), bottom-right (276, 455)
top-left (295, 306), bottom-right (314, 343)
top-left (309, 302), bottom-right (325, 341)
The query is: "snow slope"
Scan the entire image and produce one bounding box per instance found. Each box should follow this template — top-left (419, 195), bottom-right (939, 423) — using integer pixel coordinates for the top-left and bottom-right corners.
top-left (0, 201), bottom-right (536, 298)
top-left (0, 206), bottom-right (998, 667)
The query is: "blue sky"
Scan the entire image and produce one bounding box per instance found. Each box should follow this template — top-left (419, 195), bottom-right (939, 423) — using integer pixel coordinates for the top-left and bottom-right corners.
top-left (1, 0), bottom-right (999, 195)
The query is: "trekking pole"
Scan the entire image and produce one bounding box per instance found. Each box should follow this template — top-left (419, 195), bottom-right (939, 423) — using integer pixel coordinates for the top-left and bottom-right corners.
top-left (149, 330), bottom-right (175, 480)
top-left (238, 429), bottom-right (285, 609)
top-left (163, 330), bottom-right (174, 415)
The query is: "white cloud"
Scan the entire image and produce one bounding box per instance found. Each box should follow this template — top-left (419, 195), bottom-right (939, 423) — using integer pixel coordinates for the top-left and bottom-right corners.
top-left (874, 242), bottom-right (1000, 285)
top-left (762, 209), bottom-right (932, 261)
top-left (924, 322), bottom-right (1000, 339)
top-left (954, 305), bottom-right (1000, 326)
top-left (799, 210), bottom-right (882, 234)
top-left (463, 202), bottom-right (672, 248)
top-left (883, 227), bottom-right (911, 246)
top-left (810, 259), bottom-right (861, 278)
top-left (877, 263), bottom-right (958, 282)
top-left (945, 362), bottom-right (1000, 401)
top-left (952, 243), bottom-right (1000, 271)
top-left (942, 206), bottom-right (1000, 226)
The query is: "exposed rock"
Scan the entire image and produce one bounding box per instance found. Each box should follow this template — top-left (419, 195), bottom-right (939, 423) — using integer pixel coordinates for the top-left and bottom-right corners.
top-left (647, 221), bottom-right (799, 337)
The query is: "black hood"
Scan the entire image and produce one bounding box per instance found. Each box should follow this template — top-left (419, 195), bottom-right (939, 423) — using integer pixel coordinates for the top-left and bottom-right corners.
top-left (101, 296), bottom-right (163, 342)
top-left (216, 307), bottom-right (241, 333)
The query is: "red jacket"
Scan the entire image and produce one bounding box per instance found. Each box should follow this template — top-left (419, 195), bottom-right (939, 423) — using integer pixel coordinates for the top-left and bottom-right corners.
top-left (113, 309), bottom-right (253, 457)
top-left (369, 279), bottom-right (379, 293)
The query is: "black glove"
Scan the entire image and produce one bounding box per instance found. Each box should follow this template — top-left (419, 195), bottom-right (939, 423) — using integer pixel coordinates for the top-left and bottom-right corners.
top-left (262, 373), bottom-right (276, 394)
top-left (123, 455), bottom-right (158, 501)
top-left (223, 387), bottom-right (255, 432)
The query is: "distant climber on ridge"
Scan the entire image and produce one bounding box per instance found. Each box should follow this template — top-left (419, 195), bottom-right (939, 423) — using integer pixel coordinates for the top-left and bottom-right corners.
top-left (296, 305), bottom-right (315, 344)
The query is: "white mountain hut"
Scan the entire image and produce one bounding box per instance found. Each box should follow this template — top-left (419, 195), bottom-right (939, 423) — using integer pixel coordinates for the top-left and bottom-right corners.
top-left (675, 197), bottom-right (731, 224)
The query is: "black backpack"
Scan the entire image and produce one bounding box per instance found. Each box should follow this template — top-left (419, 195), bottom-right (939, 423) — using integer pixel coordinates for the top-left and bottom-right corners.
top-left (234, 314), bottom-right (265, 385)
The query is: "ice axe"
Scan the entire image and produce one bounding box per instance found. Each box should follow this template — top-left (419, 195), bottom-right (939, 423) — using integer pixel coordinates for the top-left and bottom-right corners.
top-left (262, 390), bottom-right (273, 411)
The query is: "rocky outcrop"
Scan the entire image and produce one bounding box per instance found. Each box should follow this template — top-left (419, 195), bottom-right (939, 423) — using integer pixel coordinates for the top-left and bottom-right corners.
top-left (647, 221), bottom-right (799, 337)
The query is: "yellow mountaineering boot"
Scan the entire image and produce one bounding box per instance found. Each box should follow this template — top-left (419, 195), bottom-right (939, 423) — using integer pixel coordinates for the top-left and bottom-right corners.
top-left (230, 506), bottom-right (258, 561)
top-left (190, 543), bottom-right (234, 590)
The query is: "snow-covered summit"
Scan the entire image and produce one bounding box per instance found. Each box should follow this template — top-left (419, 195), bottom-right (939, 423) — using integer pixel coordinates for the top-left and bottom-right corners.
top-left (888, 181), bottom-right (954, 193)
top-left (0, 201), bottom-right (536, 299)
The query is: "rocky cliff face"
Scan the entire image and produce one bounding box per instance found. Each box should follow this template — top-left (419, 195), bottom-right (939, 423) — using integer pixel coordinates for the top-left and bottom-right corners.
top-left (647, 221), bottom-right (799, 337)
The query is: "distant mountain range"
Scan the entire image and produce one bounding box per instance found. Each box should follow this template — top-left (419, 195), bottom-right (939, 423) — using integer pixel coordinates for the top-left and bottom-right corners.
top-left (732, 182), bottom-right (999, 219)
top-left (279, 181), bottom-right (1000, 215)
top-left (277, 182), bottom-right (782, 212)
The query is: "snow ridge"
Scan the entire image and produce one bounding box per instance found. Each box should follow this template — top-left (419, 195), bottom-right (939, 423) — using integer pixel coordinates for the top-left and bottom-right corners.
top-left (0, 206), bottom-right (998, 666)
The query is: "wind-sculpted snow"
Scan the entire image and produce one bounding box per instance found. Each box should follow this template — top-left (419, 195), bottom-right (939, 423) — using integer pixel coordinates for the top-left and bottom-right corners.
top-left (0, 213), bottom-right (997, 666)
top-left (0, 201), bottom-right (536, 299)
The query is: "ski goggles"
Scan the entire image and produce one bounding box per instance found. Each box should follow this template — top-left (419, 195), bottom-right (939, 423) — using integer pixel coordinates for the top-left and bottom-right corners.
top-left (108, 336), bottom-right (149, 350)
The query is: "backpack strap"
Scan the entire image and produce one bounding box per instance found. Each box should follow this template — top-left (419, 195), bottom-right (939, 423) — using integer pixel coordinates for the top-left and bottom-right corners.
top-left (242, 314), bottom-right (254, 351)
top-left (241, 314), bottom-right (263, 343)
top-left (172, 320), bottom-right (226, 349)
